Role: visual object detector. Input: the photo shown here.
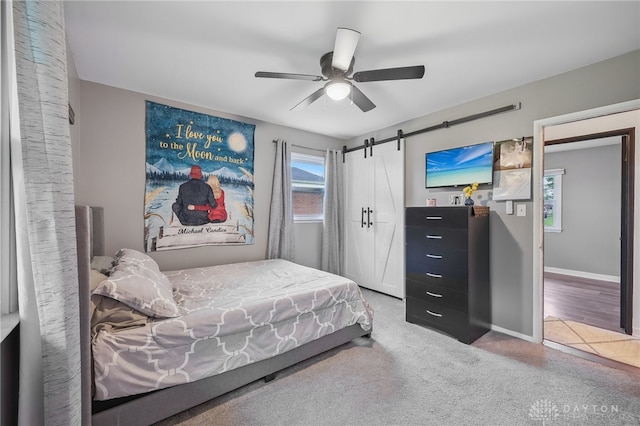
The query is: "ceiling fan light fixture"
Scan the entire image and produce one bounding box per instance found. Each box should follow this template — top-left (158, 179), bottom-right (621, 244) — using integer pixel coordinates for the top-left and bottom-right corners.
top-left (325, 80), bottom-right (352, 101)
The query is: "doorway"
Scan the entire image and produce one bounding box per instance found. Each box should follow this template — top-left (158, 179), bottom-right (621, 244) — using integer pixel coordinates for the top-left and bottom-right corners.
top-left (531, 101), bottom-right (640, 369)
top-left (541, 135), bottom-right (640, 368)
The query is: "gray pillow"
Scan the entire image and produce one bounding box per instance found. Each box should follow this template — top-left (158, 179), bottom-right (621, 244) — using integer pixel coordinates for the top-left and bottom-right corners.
top-left (92, 249), bottom-right (179, 318)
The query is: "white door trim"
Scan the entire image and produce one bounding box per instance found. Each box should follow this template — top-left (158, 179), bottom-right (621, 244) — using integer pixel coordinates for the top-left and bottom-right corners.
top-left (532, 99), bottom-right (640, 343)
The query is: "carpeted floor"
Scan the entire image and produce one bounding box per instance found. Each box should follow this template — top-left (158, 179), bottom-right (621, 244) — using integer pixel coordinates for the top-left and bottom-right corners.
top-left (154, 289), bottom-right (640, 426)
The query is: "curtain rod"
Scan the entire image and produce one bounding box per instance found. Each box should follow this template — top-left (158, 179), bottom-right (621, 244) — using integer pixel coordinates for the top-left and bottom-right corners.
top-left (341, 102), bottom-right (522, 160)
top-left (271, 140), bottom-right (328, 154)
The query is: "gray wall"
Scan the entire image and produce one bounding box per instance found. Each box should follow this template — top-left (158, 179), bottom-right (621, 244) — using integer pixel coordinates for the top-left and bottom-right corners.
top-left (346, 50), bottom-right (640, 336)
top-left (544, 144), bottom-right (621, 277)
top-left (73, 80), bottom-right (342, 271)
top-left (71, 50), bottom-right (639, 337)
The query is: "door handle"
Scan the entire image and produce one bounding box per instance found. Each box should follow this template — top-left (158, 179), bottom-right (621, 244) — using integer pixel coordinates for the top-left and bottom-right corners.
top-left (367, 208), bottom-right (373, 228)
top-left (361, 208), bottom-right (366, 228)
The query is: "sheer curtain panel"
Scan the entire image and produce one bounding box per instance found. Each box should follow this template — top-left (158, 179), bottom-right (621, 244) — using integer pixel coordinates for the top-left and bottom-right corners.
top-left (267, 139), bottom-right (294, 260)
top-left (321, 149), bottom-right (344, 274)
top-left (12, 1), bottom-right (82, 424)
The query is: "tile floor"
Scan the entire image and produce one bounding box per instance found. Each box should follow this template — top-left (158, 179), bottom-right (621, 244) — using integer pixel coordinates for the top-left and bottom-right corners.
top-left (544, 316), bottom-right (640, 368)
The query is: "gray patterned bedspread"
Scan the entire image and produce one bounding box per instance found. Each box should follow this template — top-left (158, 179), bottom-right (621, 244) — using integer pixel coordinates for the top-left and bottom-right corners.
top-left (92, 259), bottom-right (373, 400)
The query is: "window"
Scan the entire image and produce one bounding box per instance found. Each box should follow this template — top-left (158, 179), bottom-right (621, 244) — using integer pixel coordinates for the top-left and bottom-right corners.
top-left (291, 152), bottom-right (325, 222)
top-left (543, 169), bottom-right (564, 232)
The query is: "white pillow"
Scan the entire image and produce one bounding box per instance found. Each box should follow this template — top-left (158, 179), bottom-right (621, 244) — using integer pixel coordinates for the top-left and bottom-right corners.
top-left (92, 249), bottom-right (179, 318)
top-left (90, 256), bottom-right (115, 275)
top-left (90, 269), bottom-right (108, 292)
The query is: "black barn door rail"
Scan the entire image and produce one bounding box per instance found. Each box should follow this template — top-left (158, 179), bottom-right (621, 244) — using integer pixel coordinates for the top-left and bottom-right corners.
top-left (342, 102), bottom-right (521, 162)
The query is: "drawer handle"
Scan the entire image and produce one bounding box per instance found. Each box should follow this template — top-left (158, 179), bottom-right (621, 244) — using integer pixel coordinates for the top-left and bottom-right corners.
top-left (426, 310), bottom-right (443, 317)
top-left (426, 291), bottom-right (442, 298)
top-left (426, 272), bottom-right (442, 278)
top-left (426, 254), bottom-right (442, 259)
top-left (426, 235), bottom-right (442, 239)
top-left (426, 216), bottom-right (442, 220)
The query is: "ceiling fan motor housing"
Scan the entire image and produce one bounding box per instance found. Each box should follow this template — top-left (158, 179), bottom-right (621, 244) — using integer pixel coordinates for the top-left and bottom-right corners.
top-left (320, 52), bottom-right (354, 80)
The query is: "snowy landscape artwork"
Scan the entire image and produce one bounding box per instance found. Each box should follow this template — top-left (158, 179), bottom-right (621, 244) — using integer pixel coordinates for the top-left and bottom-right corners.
top-left (144, 101), bottom-right (255, 251)
top-left (492, 137), bottom-right (533, 201)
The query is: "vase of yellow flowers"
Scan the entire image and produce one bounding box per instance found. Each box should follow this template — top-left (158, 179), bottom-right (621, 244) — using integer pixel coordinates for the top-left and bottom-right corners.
top-left (463, 182), bottom-right (479, 206)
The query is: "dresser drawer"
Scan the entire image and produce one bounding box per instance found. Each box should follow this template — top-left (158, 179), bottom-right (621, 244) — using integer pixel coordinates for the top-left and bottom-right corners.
top-left (406, 226), bottom-right (468, 251)
top-left (406, 279), bottom-right (468, 312)
top-left (406, 248), bottom-right (468, 277)
top-left (405, 270), bottom-right (468, 292)
top-left (406, 297), bottom-right (468, 339)
top-left (406, 207), bottom-right (469, 228)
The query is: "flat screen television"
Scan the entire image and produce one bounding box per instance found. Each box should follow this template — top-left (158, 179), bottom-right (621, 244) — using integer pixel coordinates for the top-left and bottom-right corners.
top-left (425, 141), bottom-right (494, 188)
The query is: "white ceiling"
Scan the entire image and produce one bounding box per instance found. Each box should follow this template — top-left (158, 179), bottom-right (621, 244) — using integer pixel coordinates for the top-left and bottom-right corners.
top-left (64, 1), bottom-right (640, 140)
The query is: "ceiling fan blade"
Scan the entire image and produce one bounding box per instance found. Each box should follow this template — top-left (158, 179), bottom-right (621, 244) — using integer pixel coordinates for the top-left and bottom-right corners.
top-left (290, 87), bottom-right (325, 111)
top-left (353, 65), bottom-right (425, 83)
top-left (350, 86), bottom-right (376, 112)
top-left (255, 71), bottom-right (323, 82)
top-left (331, 28), bottom-right (360, 71)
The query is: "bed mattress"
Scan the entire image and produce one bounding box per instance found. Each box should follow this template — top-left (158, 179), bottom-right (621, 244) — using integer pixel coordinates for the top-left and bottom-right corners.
top-left (92, 259), bottom-right (373, 400)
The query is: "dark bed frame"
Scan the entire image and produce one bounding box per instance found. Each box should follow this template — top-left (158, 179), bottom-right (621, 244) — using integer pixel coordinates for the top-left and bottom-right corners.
top-left (75, 205), bottom-right (371, 425)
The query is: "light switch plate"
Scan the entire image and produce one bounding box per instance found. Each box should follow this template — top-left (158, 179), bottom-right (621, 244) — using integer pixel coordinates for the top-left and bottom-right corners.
top-left (506, 200), bottom-right (514, 215)
top-left (517, 204), bottom-right (526, 217)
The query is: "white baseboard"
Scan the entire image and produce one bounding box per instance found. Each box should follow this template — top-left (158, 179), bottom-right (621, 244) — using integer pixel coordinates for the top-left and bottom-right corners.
top-left (490, 324), bottom-right (537, 343)
top-left (544, 266), bottom-right (620, 283)
top-left (490, 323), bottom-right (639, 341)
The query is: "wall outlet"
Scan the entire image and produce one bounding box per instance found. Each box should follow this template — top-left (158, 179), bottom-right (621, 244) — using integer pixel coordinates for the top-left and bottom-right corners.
top-left (516, 204), bottom-right (526, 217)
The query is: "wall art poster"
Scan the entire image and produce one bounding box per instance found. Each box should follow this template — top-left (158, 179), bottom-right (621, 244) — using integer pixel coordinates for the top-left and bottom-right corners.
top-left (144, 101), bottom-right (255, 251)
top-left (492, 137), bottom-right (533, 201)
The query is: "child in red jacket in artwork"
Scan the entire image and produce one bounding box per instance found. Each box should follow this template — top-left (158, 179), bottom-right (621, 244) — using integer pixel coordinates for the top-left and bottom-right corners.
top-left (187, 174), bottom-right (228, 223)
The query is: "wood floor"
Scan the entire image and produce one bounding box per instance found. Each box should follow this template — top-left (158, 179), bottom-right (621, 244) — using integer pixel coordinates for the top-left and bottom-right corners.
top-left (543, 272), bottom-right (624, 334)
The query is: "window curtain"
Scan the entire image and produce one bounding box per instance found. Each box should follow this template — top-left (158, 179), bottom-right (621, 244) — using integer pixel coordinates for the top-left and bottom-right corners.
top-left (267, 139), bottom-right (294, 260)
top-left (12, 1), bottom-right (82, 424)
top-left (321, 149), bottom-right (344, 274)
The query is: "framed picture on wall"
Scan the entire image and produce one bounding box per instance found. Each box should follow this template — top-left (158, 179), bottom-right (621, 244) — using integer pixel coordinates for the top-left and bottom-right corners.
top-left (492, 137), bottom-right (533, 201)
top-left (143, 101), bottom-right (256, 252)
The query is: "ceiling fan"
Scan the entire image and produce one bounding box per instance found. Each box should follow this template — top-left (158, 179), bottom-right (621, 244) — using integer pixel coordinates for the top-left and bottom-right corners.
top-left (255, 28), bottom-right (425, 112)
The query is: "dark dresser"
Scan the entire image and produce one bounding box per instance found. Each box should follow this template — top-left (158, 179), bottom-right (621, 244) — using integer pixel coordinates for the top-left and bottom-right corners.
top-left (405, 206), bottom-right (490, 344)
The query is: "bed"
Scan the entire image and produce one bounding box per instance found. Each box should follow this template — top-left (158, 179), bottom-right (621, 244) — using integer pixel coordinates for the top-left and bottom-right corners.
top-left (75, 205), bottom-right (373, 425)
